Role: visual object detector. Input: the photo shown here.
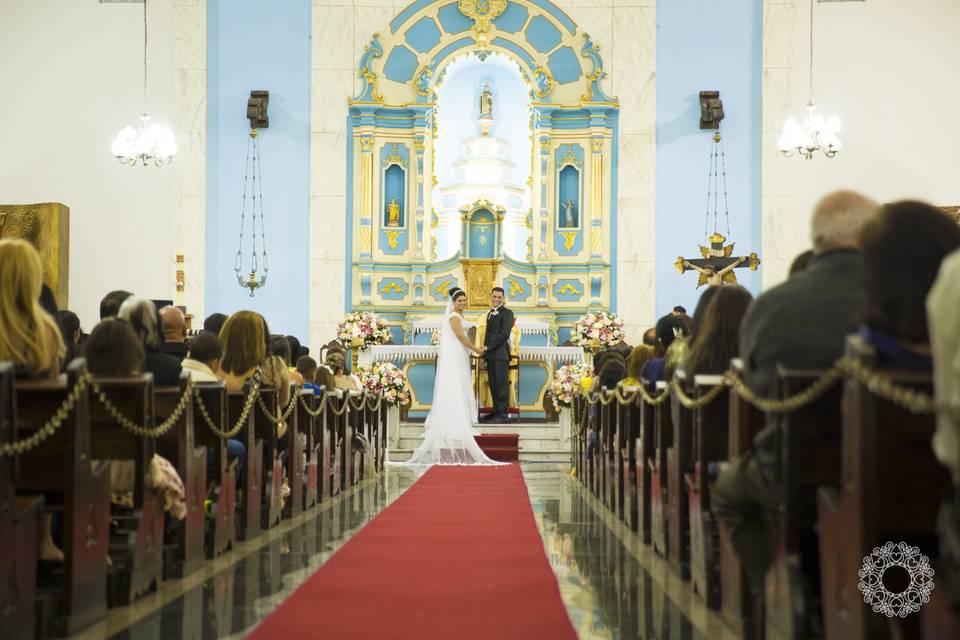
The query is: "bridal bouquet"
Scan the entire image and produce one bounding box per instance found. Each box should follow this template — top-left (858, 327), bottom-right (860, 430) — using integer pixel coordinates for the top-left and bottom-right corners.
top-left (336, 311), bottom-right (390, 350)
top-left (356, 362), bottom-right (410, 406)
top-left (550, 363), bottom-right (594, 408)
top-left (430, 330), bottom-right (441, 346)
top-left (570, 311), bottom-right (625, 349)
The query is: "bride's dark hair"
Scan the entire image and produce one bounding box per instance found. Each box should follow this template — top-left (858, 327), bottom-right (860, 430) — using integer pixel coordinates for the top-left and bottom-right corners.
top-left (448, 287), bottom-right (465, 300)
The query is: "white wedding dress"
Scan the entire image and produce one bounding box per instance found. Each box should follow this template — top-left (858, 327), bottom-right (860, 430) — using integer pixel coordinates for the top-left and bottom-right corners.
top-left (389, 298), bottom-right (507, 469)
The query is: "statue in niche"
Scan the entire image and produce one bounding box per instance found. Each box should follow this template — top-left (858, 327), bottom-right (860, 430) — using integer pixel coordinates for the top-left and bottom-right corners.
top-left (562, 199), bottom-right (577, 227)
top-left (479, 82), bottom-right (493, 119)
top-left (386, 198), bottom-right (402, 227)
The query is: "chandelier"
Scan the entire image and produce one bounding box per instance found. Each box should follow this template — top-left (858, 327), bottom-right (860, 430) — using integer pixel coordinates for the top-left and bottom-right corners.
top-left (111, 0), bottom-right (177, 166)
top-left (777, 0), bottom-right (841, 159)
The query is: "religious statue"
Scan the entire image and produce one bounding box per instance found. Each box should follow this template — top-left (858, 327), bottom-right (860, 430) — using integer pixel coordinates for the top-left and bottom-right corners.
top-left (676, 256), bottom-right (747, 287)
top-left (479, 82), bottom-right (493, 120)
top-left (386, 198), bottom-right (401, 227)
top-left (562, 199), bottom-right (576, 227)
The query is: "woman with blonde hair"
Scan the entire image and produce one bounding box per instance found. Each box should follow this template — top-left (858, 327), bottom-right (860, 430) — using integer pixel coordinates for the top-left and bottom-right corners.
top-left (0, 239), bottom-right (64, 378)
top-left (0, 239), bottom-right (66, 561)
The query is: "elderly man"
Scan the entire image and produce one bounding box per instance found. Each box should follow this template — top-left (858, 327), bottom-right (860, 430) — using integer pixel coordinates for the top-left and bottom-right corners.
top-left (711, 190), bottom-right (878, 603)
top-left (159, 305), bottom-right (189, 362)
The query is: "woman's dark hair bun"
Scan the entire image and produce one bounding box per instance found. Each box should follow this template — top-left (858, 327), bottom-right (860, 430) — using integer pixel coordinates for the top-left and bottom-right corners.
top-left (448, 287), bottom-right (465, 298)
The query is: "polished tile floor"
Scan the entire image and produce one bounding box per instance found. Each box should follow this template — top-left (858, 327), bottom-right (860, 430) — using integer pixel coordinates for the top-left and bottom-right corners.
top-left (74, 464), bottom-right (738, 639)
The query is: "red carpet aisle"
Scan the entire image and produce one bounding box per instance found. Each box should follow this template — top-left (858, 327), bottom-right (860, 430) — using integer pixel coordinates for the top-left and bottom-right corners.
top-left (249, 464), bottom-right (577, 639)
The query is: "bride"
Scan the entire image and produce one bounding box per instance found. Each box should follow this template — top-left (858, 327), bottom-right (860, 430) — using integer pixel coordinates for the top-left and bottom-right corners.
top-left (390, 288), bottom-right (507, 468)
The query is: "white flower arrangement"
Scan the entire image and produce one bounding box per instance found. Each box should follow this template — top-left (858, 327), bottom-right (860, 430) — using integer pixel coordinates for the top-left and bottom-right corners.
top-left (549, 363), bottom-right (594, 408)
top-left (569, 311), bottom-right (625, 349)
top-left (336, 311), bottom-right (390, 351)
top-left (355, 362), bottom-right (410, 406)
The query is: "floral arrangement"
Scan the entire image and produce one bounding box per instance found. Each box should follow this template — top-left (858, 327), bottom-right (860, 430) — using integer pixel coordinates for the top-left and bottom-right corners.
top-left (355, 362), bottom-right (410, 406)
top-left (550, 363), bottom-right (594, 408)
top-left (570, 311), bottom-right (625, 349)
top-left (336, 311), bottom-right (390, 350)
top-left (430, 330), bottom-right (441, 346)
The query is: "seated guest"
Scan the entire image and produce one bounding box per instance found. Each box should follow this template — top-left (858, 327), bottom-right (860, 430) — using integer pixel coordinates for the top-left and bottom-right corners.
top-left (0, 239), bottom-right (66, 561)
top-left (296, 356), bottom-right (322, 395)
top-left (315, 360), bottom-right (337, 392)
top-left (118, 297), bottom-right (182, 386)
top-left (622, 344), bottom-right (655, 387)
top-left (712, 189), bottom-right (877, 595)
top-left (84, 319), bottom-right (145, 376)
top-left (642, 313), bottom-right (689, 385)
top-left (99, 289), bottom-right (132, 320)
top-left (218, 311), bottom-right (291, 409)
top-left (739, 190), bottom-right (877, 396)
top-left (690, 286), bottom-right (721, 338)
top-left (682, 285), bottom-right (754, 377)
top-left (596, 356), bottom-right (627, 390)
top-left (642, 327), bottom-right (657, 347)
top-left (667, 287), bottom-right (722, 380)
top-left (857, 201), bottom-right (960, 370)
top-left (325, 351), bottom-right (359, 392)
top-left (0, 239), bottom-right (64, 380)
top-left (788, 249), bottom-right (814, 278)
top-left (929, 247), bottom-right (960, 483)
top-left (159, 305), bottom-right (189, 362)
top-left (203, 312), bottom-right (228, 337)
top-left (270, 335), bottom-right (303, 385)
top-left (57, 309), bottom-right (83, 365)
top-left (287, 335), bottom-right (307, 362)
top-left (181, 332), bottom-right (222, 382)
top-left (181, 331), bottom-right (245, 486)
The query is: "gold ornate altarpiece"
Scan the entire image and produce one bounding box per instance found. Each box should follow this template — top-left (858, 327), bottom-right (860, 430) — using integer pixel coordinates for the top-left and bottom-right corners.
top-left (0, 202), bottom-right (70, 307)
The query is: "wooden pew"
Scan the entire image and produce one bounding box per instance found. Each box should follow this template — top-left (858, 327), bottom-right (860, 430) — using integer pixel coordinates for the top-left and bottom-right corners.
top-left (720, 359), bottom-right (766, 639)
top-left (154, 373), bottom-right (205, 579)
top-left (817, 336), bottom-right (948, 640)
top-left (340, 391), bottom-right (356, 491)
top-left (326, 390), bottom-right (344, 497)
top-left (765, 367), bottom-right (843, 640)
top-left (0, 362), bottom-right (43, 640)
top-left (620, 396), bottom-right (640, 532)
top-left (349, 393), bottom-right (363, 485)
top-left (687, 374), bottom-right (729, 609)
top-left (635, 386), bottom-right (655, 543)
top-left (229, 384), bottom-right (261, 541)
top-left (668, 372), bottom-right (694, 580)
top-left (284, 390), bottom-right (304, 520)
top-left (650, 380), bottom-right (672, 558)
top-left (296, 390), bottom-right (321, 512)
top-left (255, 387), bottom-right (284, 529)
top-left (87, 374), bottom-right (164, 607)
top-left (15, 360), bottom-right (110, 636)
top-left (599, 396), bottom-right (616, 510)
top-left (190, 382), bottom-right (236, 558)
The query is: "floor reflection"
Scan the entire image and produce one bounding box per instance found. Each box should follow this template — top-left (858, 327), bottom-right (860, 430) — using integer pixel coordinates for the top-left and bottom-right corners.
top-left (103, 472), bottom-right (416, 639)
top-left (525, 469), bottom-right (724, 640)
top-left (94, 466), bottom-right (733, 640)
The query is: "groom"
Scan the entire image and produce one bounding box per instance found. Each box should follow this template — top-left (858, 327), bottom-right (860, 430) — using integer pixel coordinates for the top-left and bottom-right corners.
top-left (482, 287), bottom-right (515, 423)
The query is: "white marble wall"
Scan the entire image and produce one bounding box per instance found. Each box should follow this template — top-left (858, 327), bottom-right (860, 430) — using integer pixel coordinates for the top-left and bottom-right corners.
top-left (172, 0), bottom-right (207, 323)
top-left (309, 0), bottom-right (657, 349)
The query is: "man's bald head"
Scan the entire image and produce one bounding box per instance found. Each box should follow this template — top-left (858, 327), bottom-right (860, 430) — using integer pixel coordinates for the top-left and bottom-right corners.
top-left (159, 306), bottom-right (187, 342)
top-left (810, 190), bottom-right (878, 254)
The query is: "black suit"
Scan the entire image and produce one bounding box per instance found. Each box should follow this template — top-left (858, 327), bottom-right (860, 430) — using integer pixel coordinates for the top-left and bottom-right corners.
top-left (483, 305), bottom-right (514, 417)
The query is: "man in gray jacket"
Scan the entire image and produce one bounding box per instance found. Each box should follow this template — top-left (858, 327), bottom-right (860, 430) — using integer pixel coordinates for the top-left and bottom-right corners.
top-left (711, 190), bottom-right (878, 596)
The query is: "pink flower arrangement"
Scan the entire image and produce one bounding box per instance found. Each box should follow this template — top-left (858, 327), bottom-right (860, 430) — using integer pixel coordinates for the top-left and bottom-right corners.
top-left (336, 311), bottom-right (390, 350)
top-left (570, 311), bottom-right (625, 348)
top-left (356, 362), bottom-right (410, 406)
top-left (550, 363), bottom-right (594, 408)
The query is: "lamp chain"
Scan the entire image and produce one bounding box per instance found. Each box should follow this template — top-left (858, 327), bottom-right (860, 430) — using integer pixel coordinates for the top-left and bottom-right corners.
top-left (143, 0), bottom-right (148, 113)
top-left (809, 0), bottom-right (814, 102)
top-left (720, 133), bottom-right (730, 237)
top-left (256, 135), bottom-right (268, 276)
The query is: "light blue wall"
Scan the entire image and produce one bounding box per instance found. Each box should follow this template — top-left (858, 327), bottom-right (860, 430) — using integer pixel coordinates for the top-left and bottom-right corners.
top-left (207, 0), bottom-right (311, 342)
top-left (655, 0), bottom-right (762, 319)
